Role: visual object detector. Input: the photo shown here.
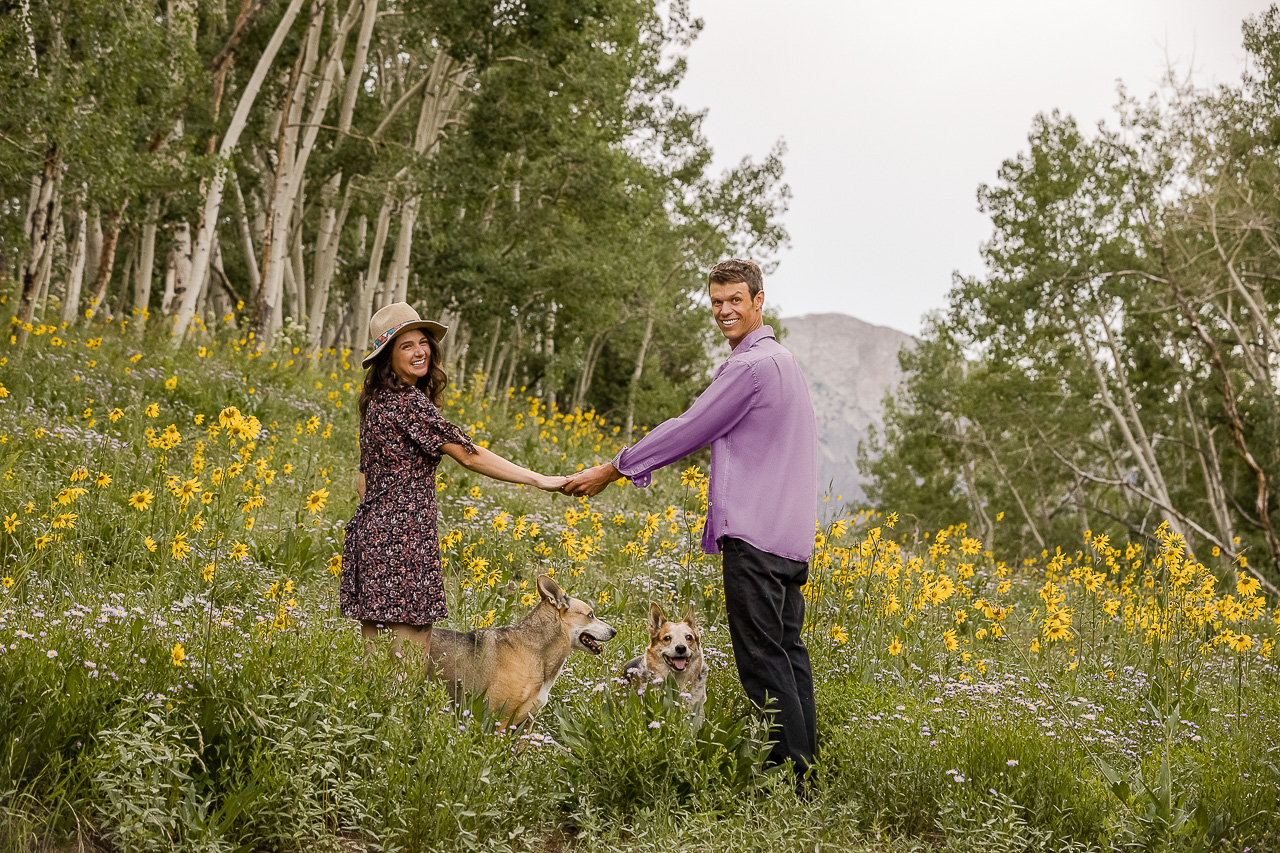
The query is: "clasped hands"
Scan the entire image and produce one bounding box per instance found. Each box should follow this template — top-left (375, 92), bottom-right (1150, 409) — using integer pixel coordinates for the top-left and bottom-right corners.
top-left (530, 462), bottom-right (620, 496)
top-left (538, 462), bottom-right (620, 497)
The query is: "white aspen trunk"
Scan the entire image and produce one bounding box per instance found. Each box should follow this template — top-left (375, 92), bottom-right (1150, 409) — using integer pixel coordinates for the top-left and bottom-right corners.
top-left (210, 242), bottom-right (236, 329)
top-left (437, 305), bottom-right (459, 365)
top-left (571, 329), bottom-right (607, 413)
top-left (489, 342), bottom-right (509, 400)
top-left (453, 316), bottom-right (472, 379)
top-left (1094, 306), bottom-right (1175, 507)
top-left (211, 238), bottom-right (236, 327)
top-left (230, 173), bottom-right (261, 299)
top-left (1211, 299), bottom-right (1273, 395)
top-left (34, 174), bottom-right (62, 316)
top-left (1073, 312), bottom-right (1182, 539)
top-left (306, 0), bottom-right (376, 350)
top-left (543, 301), bottom-right (557, 413)
top-left (117, 239), bottom-right (139, 321)
top-left (499, 319), bottom-right (522, 411)
top-left (163, 223), bottom-right (192, 315)
top-left (258, 0), bottom-right (348, 344)
top-left (1185, 391), bottom-right (1234, 549)
top-left (482, 314), bottom-right (502, 380)
top-left (624, 310), bottom-right (654, 439)
top-left (60, 196), bottom-right (88, 325)
top-left (307, 178), bottom-right (353, 350)
top-left (132, 196), bottom-right (160, 335)
top-left (162, 254), bottom-right (178, 319)
top-left (282, 253), bottom-right (301, 322)
top-left (164, 1), bottom-right (197, 314)
top-left (195, 231), bottom-right (212, 325)
top-left (1214, 220), bottom-right (1280, 357)
top-left (384, 84), bottom-right (434, 304)
top-left (387, 195), bottom-right (418, 304)
top-left (290, 202), bottom-right (307, 322)
top-left (19, 0), bottom-right (38, 71)
top-left (86, 203), bottom-right (126, 321)
top-left (330, 274), bottom-right (360, 351)
top-left (170, 0), bottom-right (308, 345)
top-left (84, 206), bottom-right (102, 292)
top-left (342, 0), bottom-right (378, 131)
top-left (385, 53), bottom-right (468, 304)
top-left (353, 196), bottom-right (393, 351)
top-left (257, 52), bottom-right (311, 343)
top-left (13, 150), bottom-right (58, 346)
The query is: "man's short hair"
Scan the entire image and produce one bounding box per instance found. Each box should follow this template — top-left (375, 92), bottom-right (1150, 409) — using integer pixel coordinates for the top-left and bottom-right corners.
top-left (708, 258), bottom-right (763, 299)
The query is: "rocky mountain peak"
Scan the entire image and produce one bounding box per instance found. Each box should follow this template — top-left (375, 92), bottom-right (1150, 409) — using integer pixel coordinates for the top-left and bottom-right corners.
top-left (779, 313), bottom-right (915, 506)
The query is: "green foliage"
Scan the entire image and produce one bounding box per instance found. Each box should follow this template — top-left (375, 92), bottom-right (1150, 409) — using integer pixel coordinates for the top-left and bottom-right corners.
top-left (1, 0), bottom-right (788, 436)
top-left (864, 11), bottom-right (1280, 584)
top-left (816, 685), bottom-right (1110, 843)
top-left (553, 679), bottom-right (771, 824)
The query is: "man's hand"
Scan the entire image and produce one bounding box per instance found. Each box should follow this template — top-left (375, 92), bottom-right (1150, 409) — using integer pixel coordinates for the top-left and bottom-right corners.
top-left (561, 463), bottom-right (621, 497)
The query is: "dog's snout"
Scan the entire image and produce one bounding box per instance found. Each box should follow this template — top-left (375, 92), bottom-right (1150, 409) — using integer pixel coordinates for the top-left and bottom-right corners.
top-left (675, 644), bottom-right (687, 655)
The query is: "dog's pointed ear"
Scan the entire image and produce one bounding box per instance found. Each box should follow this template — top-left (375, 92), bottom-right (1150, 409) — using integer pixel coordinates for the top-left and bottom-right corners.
top-left (682, 601), bottom-right (698, 633)
top-left (537, 574), bottom-right (568, 610)
top-left (648, 602), bottom-right (666, 637)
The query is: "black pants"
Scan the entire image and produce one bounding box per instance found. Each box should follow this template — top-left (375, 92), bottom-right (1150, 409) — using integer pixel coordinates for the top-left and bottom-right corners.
top-left (720, 536), bottom-right (817, 775)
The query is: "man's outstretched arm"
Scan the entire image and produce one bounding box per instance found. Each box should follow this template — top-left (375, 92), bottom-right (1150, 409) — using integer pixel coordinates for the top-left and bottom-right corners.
top-left (562, 359), bottom-right (757, 497)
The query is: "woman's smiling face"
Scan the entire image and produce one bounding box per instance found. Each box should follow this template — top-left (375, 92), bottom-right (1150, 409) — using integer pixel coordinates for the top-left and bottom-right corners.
top-left (389, 329), bottom-right (433, 386)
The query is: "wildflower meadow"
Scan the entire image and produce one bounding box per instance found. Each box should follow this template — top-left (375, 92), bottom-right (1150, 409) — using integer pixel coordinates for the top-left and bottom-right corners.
top-left (1, 320), bottom-right (1278, 853)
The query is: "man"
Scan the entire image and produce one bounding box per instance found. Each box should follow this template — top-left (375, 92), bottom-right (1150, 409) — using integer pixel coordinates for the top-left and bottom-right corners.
top-left (563, 258), bottom-right (819, 783)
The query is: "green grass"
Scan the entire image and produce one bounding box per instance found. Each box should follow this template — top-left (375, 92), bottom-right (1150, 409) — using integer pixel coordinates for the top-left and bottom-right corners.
top-left (0, 320), bottom-right (1278, 852)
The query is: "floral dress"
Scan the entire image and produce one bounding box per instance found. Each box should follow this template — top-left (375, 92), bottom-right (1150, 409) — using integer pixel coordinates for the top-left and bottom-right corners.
top-left (340, 386), bottom-right (476, 625)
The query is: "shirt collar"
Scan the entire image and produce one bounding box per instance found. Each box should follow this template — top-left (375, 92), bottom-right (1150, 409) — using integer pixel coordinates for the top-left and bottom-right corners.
top-left (731, 324), bottom-right (775, 353)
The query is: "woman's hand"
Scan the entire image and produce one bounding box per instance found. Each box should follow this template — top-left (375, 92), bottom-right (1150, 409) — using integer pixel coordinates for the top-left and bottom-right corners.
top-left (535, 474), bottom-right (569, 492)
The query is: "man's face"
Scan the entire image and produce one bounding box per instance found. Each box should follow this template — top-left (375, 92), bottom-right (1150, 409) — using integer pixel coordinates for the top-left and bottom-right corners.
top-left (709, 280), bottom-right (765, 349)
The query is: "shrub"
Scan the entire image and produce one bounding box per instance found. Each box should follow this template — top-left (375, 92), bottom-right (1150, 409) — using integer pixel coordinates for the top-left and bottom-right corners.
top-left (553, 679), bottom-right (772, 826)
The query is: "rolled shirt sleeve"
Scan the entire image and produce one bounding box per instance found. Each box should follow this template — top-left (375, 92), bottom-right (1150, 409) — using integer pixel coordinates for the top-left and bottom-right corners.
top-left (612, 359), bottom-right (758, 487)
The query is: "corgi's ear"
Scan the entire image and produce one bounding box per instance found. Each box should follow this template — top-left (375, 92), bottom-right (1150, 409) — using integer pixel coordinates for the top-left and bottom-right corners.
top-left (682, 601), bottom-right (698, 633)
top-left (648, 602), bottom-right (666, 637)
top-left (537, 574), bottom-right (569, 610)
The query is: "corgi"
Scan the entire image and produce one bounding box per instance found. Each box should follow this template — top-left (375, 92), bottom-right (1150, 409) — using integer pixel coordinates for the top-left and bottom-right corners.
top-left (623, 602), bottom-right (707, 720)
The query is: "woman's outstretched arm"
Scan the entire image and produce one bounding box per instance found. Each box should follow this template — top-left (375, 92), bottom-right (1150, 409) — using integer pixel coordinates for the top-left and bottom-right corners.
top-left (441, 443), bottom-right (567, 492)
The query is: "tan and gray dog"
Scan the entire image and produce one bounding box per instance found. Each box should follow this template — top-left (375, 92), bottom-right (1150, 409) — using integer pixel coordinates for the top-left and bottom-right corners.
top-left (623, 602), bottom-right (708, 719)
top-left (428, 574), bottom-right (616, 726)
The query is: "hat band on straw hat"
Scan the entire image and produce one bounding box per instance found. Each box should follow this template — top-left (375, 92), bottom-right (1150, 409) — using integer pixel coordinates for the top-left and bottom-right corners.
top-left (372, 321), bottom-right (416, 351)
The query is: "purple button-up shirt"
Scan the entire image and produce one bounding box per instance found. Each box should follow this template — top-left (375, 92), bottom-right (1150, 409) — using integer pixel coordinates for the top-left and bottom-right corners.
top-left (612, 325), bottom-right (818, 561)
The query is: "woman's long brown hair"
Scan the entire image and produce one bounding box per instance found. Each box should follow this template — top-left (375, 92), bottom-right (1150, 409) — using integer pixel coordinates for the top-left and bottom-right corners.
top-left (358, 332), bottom-right (448, 422)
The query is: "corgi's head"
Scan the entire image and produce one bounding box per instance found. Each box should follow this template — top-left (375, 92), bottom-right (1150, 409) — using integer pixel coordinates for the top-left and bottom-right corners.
top-left (537, 573), bottom-right (617, 655)
top-left (646, 601), bottom-right (702, 672)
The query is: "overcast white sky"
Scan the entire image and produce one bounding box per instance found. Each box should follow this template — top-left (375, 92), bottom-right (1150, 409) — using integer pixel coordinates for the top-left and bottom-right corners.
top-left (676, 0), bottom-right (1271, 335)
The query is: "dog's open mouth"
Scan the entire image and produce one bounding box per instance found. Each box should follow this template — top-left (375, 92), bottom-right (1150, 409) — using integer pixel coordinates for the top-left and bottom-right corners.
top-left (664, 654), bottom-right (689, 672)
top-left (578, 634), bottom-right (603, 655)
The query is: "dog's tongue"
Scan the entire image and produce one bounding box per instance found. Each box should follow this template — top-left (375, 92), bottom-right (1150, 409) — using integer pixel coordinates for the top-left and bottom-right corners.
top-left (671, 659), bottom-right (687, 671)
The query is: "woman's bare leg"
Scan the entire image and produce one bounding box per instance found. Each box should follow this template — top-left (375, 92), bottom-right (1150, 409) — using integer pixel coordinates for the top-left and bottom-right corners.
top-left (362, 621), bottom-right (431, 673)
top-left (393, 623), bottom-right (432, 671)
top-left (360, 620), bottom-right (381, 656)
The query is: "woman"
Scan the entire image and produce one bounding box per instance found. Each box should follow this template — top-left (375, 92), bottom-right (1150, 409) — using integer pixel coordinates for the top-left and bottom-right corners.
top-left (340, 302), bottom-right (566, 660)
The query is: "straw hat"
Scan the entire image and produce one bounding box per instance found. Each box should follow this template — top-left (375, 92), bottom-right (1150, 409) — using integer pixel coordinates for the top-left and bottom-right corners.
top-left (361, 302), bottom-right (447, 368)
